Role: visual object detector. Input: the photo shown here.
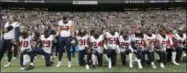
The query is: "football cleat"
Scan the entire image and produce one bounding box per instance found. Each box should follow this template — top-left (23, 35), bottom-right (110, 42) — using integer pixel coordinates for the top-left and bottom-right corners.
top-left (13, 57), bottom-right (16, 60)
top-left (151, 62), bottom-right (157, 69)
top-left (25, 65), bottom-right (34, 70)
top-left (20, 67), bottom-right (25, 70)
top-left (85, 64), bottom-right (90, 70)
top-left (137, 59), bottom-right (143, 69)
top-left (160, 63), bottom-right (165, 68)
top-left (129, 64), bottom-right (133, 68)
top-left (92, 65), bottom-right (96, 69)
top-left (68, 62), bottom-right (72, 68)
top-left (4, 62), bottom-right (11, 67)
top-left (56, 62), bottom-right (62, 67)
top-left (108, 59), bottom-right (112, 69)
top-left (172, 61), bottom-right (180, 66)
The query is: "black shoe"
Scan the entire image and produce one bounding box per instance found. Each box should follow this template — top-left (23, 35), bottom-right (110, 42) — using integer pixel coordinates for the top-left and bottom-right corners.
top-left (47, 61), bottom-right (54, 67)
top-left (25, 65), bottom-right (34, 71)
top-left (51, 61), bottom-right (54, 65)
top-left (92, 65), bottom-right (96, 69)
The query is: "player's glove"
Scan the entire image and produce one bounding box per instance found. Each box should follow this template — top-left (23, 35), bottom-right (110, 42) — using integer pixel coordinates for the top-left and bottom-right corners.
top-left (116, 45), bottom-right (120, 53)
top-left (71, 39), bottom-right (76, 44)
top-left (104, 44), bottom-right (108, 49)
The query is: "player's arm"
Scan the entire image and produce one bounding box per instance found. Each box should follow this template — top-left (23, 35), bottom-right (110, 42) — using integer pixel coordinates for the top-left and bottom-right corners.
top-left (37, 39), bottom-right (43, 48)
top-left (18, 36), bottom-right (22, 46)
top-left (143, 34), bottom-right (149, 46)
top-left (71, 21), bottom-right (76, 38)
top-left (56, 26), bottom-right (60, 36)
top-left (85, 37), bottom-right (91, 53)
top-left (154, 34), bottom-right (161, 49)
top-left (56, 21), bottom-right (61, 36)
top-left (116, 32), bottom-right (120, 47)
top-left (30, 36), bottom-right (36, 49)
top-left (130, 36), bottom-right (136, 49)
top-left (103, 33), bottom-right (108, 49)
top-left (89, 37), bottom-right (94, 50)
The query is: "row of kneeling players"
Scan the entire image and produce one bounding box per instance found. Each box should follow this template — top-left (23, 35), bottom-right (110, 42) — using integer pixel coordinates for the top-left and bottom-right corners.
top-left (1, 26), bottom-right (186, 71)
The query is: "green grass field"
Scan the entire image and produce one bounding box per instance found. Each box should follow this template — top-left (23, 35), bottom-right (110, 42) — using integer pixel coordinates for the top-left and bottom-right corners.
top-left (1, 53), bottom-right (186, 72)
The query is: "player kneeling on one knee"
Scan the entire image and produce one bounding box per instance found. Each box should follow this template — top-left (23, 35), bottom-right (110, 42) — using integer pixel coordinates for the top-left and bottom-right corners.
top-left (19, 30), bottom-right (33, 70)
top-left (142, 31), bottom-right (157, 69)
top-left (76, 28), bottom-right (90, 69)
top-left (104, 26), bottom-right (119, 69)
top-left (90, 29), bottom-right (104, 69)
top-left (154, 29), bottom-right (168, 69)
top-left (26, 29), bottom-right (54, 70)
top-left (118, 31), bottom-right (133, 68)
top-left (131, 30), bottom-right (144, 69)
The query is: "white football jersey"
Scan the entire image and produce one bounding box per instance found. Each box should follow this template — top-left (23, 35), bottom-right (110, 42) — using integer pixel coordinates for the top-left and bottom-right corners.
top-left (119, 35), bottom-right (133, 52)
top-left (105, 32), bottom-right (119, 49)
top-left (132, 35), bottom-right (145, 47)
top-left (58, 20), bottom-right (73, 37)
top-left (174, 33), bottom-right (186, 45)
top-left (90, 35), bottom-right (104, 53)
top-left (156, 34), bottom-right (169, 49)
top-left (77, 35), bottom-right (89, 51)
top-left (19, 36), bottom-right (32, 52)
top-left (143, 34), bottom-right (156, 45)
top-left (40, 35), bottom-right (54, 54)
top-left (3, 22), bottom-right (20, 39)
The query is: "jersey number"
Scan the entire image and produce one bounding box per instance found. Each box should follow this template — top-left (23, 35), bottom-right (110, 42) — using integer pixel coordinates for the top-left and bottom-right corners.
top-left (60, 26), bottom-right (69, 31)
top-left (120, 42), bottom-right (129, 46)
top-left (79, 39), bottom-right (87, 46)
top-left (108, 38), bottom-right (117, 44)
top-left (21, 41), bottom-right (29, 47)
top-left (136, 40), bottom-right (145, 46)
top-left (93, 42), bottom-right (103, 48)
top-left (42, 40), bottom-right (50, 47)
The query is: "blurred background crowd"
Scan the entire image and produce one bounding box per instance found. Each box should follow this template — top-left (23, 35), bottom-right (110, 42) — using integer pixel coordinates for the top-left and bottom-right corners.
top-left (0, 9), bottom-right (186, 34)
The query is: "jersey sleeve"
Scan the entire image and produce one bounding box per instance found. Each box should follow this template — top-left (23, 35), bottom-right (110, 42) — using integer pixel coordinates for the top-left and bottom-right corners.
top-left (15, 22), bottom-right (20, 27)
top-left (58, 20), bottom-right (62, 26)
top-left (131, 35), bottom-right (135, 42)
top-left (173, 34), bottom-right (179, 40)
top-left (19, 36), bottom-right (22, 41)
top-left (152, 34), bottom-right (156, 40)
top-left (116, 32), bottom-right (120, 37)
top-left (143, 34), bottom-right (147, 40)
top-left (183, 34), bottom-right (187, 41)
top-left (166, 35), bottom-right (169, 41)
top-left (4, 22), bottom-right (9, 28)
top-left (101, 34), bottom-right (105, 41)
top-left (51, 35), bottom-right (55, 40)
top-left (155, 34), bottom-right (159, 40)
top-left (89, 36), bottom-right (93, 42)
top-left (40, 35), bottom-right (43, 40)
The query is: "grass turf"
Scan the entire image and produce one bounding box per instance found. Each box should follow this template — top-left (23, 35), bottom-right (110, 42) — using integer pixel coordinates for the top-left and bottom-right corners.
top-left (1, 53), bottom-right (186, 72)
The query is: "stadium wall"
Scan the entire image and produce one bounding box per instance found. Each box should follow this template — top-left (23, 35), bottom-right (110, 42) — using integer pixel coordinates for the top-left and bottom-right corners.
top-left (0, 0), bottom-right (186, 11)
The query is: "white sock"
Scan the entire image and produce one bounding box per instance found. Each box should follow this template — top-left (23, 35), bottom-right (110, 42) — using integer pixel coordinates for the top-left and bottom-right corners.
top-left (183, 52), bottom-right (186, 56)
top-left (129, 53), bottom-right (133, 65)
top-left (7, 62), bottom-right (10, 65)
top-left (151, 62), bottom-right (155, 65)
top-left (58, 61), bottom-right (62, 64)
top-left (92, 54), bottom-right (96, 65)
top-left (172, 51), bottom-right (177, 62)
top-left (108, 58), bottom-right (112, 68)
top-left (23, 55), bottom-right (30, 65)
top-left (104, 54), bottom-right (109, 61)
top-left (84, 55), bottom-right (87, 61)
top-left (137, 59), bottom-right (143, 69)
top-left (68, 61), bottom-right (71, 64)
top-left (30, 63), bottom-right (34, 66)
